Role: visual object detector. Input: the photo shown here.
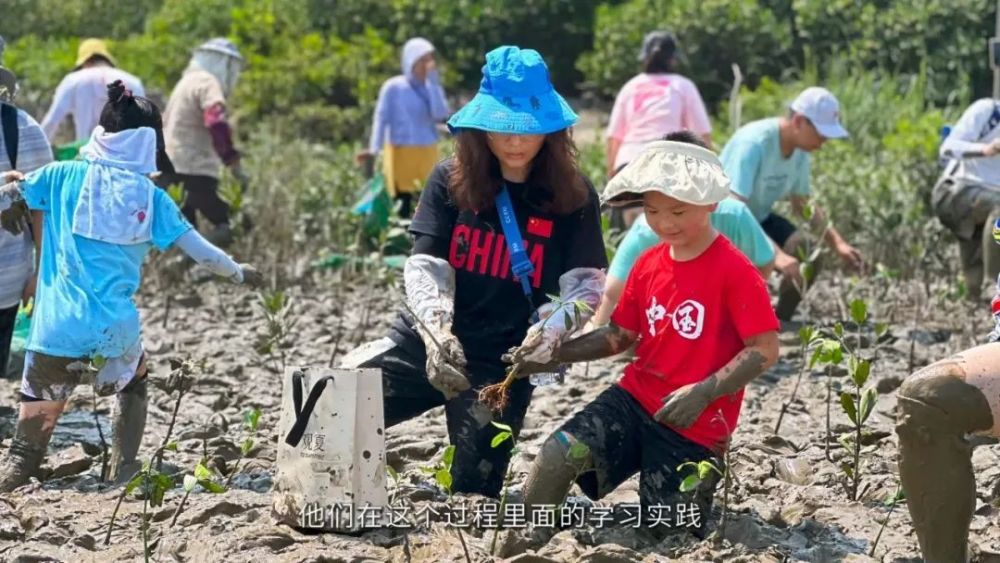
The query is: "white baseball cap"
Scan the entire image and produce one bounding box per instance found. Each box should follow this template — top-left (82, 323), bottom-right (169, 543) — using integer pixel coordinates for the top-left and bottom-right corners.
top-left (790, 87), bottom-right (848, 139)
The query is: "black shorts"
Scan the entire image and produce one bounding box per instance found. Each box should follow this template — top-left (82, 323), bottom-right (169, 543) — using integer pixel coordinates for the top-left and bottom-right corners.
top-left (760, 212), bottom-right (798, 248)
top-left (158, 173), bottom-right (229, 227)
top-left (0, 305), bottom-right (17, 378)
top-left (359, 338), bottom-right (534, 499)
top-left (558, 385), bottom-right (722, 535)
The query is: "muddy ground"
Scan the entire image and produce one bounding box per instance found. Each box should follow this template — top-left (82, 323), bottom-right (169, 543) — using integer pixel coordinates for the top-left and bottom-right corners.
top-left (1, 265), bottom-right (999, 562)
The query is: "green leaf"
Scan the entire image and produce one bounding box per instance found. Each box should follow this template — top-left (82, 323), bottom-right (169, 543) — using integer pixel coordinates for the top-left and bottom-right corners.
top-left (679, 474), bottom-right (702, 492)
top-left (833, 323), bottom-right (845, 339)
top-left (801, 203), bottom-right (814, 221)
top-left (809, 347), bottom-right (824, 369)
top-left (798, 326), bottom-right (815, 347)
top-left (697, 461), bottom-right (714, 480)
top-left (194, 463), bottom-right (213, 481)
top-left (200, 480), bottom-right (226, 494)
top-left (490, 421), bottom-right (513, 433)
top-left (568, 441), bottom-right (590, 460)
top-left (434, 469), bottom-right (453, 493)
top-left (849, 299), bottom-right (868, 325)
top-left (831, 346), bottom-right (844, 365)
top-left (241, 437), bottom-right (254, 456)
top-left (183, 475), bottom-right (198, 492)
top-left (840, 392), bottom-right (858, 425)
top-left (386, 466), bottom-right (399, 483)
top-left (801, 262), bottom-right (815, 284)
top-left (859, 387), bottom-right (878, 424)
top-left (874, 322), bottom-right (889, 338)
top-left (837, 434), bottom-right (854, 453)
top-left (490, 431), bottom-right (512, 448)
top-left (92, 354), bottom-right (107, 370)
top-left (244, 408), bottom-right (262, 431)
top-left (852, 359), bottom-right (871, 387)
top-left (563, 311), bottom-right (573, 331)
top-left (164, 442), bottom-right (178, 452)
top-left (676, 461), bottom-right (698, 473)
top-left (840, 462), bottom-right (854, 480)
top-left (884, 489), bottom-right (906, 506)
top-left (125, 473), bottom-right (145, 495)
top-left (441, 445), bottom-right (456, 468)
top-left (418, 467), bottom-right (436, 475)
top-left (574, 300), bottom-right (594, 314)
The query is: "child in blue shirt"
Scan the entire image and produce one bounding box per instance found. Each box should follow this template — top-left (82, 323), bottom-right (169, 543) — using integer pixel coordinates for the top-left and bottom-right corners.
top-left (0, 81), bottom-right (261, 490)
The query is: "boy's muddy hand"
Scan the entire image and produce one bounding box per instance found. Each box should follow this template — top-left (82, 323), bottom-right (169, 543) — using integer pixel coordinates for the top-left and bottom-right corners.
top-left (654, 381), bottom-right (714, 428)
top-left (426, 336), bottom-right (471, 400)
top-left (239, 264), bottom-right (265, 287)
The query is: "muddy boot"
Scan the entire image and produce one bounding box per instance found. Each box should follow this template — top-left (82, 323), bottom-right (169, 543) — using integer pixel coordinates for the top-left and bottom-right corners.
top-left (109, 376), bottom-right (147, 483)
top-left (0, 429), bottom-right (48, 492)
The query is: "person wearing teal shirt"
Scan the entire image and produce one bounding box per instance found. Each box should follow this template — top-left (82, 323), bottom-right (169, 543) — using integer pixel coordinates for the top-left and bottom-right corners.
top-left (591, 131), bottom-right (775, 327)
top-left (720, 87), bottom-right (861, 320)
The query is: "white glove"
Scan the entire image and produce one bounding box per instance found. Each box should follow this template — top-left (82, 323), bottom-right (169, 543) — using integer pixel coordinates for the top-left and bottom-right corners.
top-left (507, 268), bottom-right (605, 364)
top-left (404, 254), bottom-right (471, 399)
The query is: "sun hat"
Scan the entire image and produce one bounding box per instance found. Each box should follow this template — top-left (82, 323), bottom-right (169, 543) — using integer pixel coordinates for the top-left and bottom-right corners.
top-left (790, 87), bottom-right (849, 139)
top-left (447, 45), bottom-right (577, 135)
top-left (195, 38), bottom-right (244, 62)
top-left (75, 38), bottom-right (117, 69)
top-left (602, 141), bottom-right (731, 207)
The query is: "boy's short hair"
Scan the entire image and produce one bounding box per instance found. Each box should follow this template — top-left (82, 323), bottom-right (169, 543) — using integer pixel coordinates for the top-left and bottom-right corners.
top-left (661, 130), bottom-right (707, 149)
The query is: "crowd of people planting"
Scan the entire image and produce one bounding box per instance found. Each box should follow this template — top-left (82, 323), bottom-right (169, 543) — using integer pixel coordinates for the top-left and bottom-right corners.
top-left (1, 16), bottom-right (1000, 562)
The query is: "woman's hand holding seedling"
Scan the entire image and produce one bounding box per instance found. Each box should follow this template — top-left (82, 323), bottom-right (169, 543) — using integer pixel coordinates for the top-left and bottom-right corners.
top-left (427, 335), bottom-right (471, 399)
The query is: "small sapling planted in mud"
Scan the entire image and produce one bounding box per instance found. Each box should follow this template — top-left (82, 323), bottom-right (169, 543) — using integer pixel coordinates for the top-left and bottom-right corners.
top-left (255, 290), bottom-right (296, 373)
top-left (171, 462), bottom-right (225, 526)
top-left (489, 421), bottom-right (518, 556)
top-left (774, 326), bottom-right (820, 435)
top-left (811, 337), bottom-right (844, 462)
top-left (418, 445), bottom-right (472, 563)
top-left (223, 407), bottom-right (262, 488)
top-left (105, 459), bottom-right (173, 561)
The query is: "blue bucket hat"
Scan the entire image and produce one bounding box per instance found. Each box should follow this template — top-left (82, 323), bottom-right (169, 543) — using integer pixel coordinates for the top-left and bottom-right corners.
top-left (447, 46), bottom-right (577, 135)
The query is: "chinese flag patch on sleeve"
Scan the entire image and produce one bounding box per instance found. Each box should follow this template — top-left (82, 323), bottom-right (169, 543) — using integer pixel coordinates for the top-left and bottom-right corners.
top-left (527, 216), bottom-right (553, 238)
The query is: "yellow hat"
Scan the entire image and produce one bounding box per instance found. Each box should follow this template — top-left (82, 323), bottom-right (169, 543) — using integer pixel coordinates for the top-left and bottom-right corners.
top-left (75, 38), bottom-right (116, 69)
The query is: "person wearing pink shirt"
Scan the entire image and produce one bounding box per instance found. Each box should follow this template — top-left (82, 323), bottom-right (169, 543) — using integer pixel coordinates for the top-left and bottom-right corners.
top-left (606, 31), bottom-right (712, 177)
top-left (605, 31), bottom-right (712, 229)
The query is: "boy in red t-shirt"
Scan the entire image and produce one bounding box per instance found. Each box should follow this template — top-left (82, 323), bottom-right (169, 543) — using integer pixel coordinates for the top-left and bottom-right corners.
top-left (505, 139), bottom-right (779, 545)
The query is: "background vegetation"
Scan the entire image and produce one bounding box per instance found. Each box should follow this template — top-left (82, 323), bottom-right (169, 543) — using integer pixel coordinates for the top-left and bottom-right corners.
top-left (1, 0), bottom-right (992, 280)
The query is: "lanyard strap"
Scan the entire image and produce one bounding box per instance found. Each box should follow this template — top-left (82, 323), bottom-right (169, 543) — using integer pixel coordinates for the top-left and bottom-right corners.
top-left (496, 184), bottom-right (534, 298)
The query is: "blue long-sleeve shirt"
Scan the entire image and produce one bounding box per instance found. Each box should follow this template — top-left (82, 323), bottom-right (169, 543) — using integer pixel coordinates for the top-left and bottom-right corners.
top-left (368, 70), bottom-right (450, 154)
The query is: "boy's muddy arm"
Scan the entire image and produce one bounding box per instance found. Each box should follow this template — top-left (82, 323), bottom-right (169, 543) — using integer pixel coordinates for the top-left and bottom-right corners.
top-left (513, 323), bottom-right (638, 377)
top-left (655, 331), bottom-right (779, 428)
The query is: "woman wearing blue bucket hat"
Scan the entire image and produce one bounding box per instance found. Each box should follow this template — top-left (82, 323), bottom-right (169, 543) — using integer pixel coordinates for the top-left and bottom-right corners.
top-left (342, 46), bottom-right (607, 497)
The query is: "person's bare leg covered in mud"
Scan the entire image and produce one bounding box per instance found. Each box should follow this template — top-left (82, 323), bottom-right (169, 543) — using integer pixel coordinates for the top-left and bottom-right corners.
top-left (896, 344), bottom-right (1000, 562)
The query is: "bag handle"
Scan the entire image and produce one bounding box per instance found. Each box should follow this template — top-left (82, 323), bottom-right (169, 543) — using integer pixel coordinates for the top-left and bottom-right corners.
top-left (284, 372), bottom-right (337, 447)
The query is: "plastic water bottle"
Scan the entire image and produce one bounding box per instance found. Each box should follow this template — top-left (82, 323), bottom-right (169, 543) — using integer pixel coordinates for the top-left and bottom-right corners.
top-left (530, 365), bottom-right (567, 387)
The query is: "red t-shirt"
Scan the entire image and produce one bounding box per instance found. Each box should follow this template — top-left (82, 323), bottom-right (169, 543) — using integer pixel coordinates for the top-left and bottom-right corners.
top-left (610, 234), bottom-right (779, 451)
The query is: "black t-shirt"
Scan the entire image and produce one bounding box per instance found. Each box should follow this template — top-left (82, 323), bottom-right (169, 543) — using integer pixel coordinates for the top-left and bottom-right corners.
top-left (390, 158), bottom-right (608, 364)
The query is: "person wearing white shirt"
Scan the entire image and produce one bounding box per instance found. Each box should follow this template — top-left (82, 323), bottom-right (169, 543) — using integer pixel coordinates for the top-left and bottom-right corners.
top-left (40, 39), bottom-right (144, 143)
top-left (935, 98), bottom-right (1000, 297)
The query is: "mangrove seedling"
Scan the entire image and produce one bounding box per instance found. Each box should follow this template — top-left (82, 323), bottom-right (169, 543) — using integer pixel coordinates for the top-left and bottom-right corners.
top-left (171, 462), bottom-right (225, 527)
top-left (811, 336), bottom-right (844, 461)
top-left (774, 326), bottom-right (820, 435)
top-left (255, 289), bottom-right (296, 374)
top-left (838, 353), bottom-right (877, 501)
top-left (678, 459), bottom-right (726, 541)
top-left (222, 407), bottom-right (262, 488)
top-left (419, 445), bottom-right (472, 563)
top-left (105, 459), bottom-right (174, 562)
top-left (479, 296), bottom-right (593, 412)
top-left (489, 421), bottom-right (519, 556)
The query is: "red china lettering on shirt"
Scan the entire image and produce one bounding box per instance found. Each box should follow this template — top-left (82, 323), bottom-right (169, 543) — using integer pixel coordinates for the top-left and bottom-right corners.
top-left (610, 235), bottom-right (779, 451)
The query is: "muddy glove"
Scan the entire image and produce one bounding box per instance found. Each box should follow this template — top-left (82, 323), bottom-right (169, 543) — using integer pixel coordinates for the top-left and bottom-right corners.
top-left (404, 254), bottom-right (470, 400)
top-left (239, 264), bottom-right (264, 288)
top-left (0, 178), bottom-right (27, 235)
top-left (654, 381), bottom-right (714, 428)
top-left (505, 268), bottom-right (605, 365)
